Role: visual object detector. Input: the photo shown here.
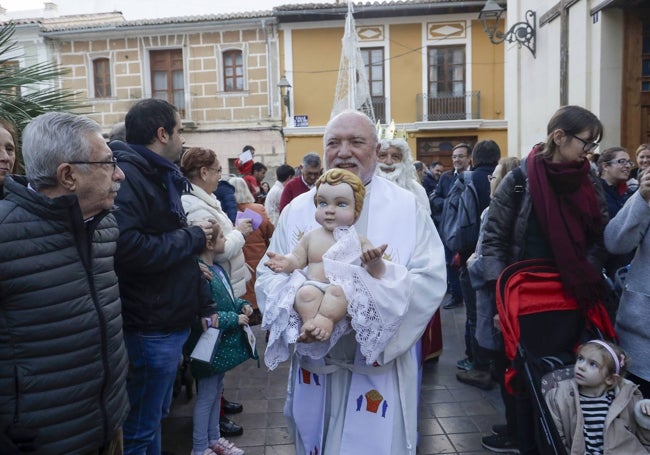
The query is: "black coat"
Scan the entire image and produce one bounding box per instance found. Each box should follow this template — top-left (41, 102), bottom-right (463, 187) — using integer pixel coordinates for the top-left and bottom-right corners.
top-left (110, 141), bottom-right (213, 332)
top-left (431, 170), bottom-right (458, 225)
top-left (0, 176), bottom-right (129, 454)
top-left (215, 180), bottom-right (238, 224)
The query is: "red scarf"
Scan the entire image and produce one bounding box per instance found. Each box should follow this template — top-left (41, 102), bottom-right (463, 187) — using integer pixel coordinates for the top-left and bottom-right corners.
top-left (526, 146), bottom-right (607, 307)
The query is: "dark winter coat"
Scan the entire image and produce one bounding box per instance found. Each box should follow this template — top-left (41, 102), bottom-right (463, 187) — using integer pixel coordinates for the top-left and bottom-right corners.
top-left (481, 159), bottom-right (609, 283)
top-left (0, 176), bottom-right (129, 454)
top-left (110, 141), bottom-right (213, 332)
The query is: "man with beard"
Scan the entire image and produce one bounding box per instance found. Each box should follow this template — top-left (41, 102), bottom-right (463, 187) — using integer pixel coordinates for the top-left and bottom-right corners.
top-left (376, 138), bottom-right (443, 364)
top-left (110, 99), bottom-right (216, 454)
top-left (376, 138), bottom-right (430, 214)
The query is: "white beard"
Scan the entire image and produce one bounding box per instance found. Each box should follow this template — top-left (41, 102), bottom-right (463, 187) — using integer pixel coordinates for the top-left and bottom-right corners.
top-left (377, 162), bottom-right (408, 188)
top-left (376, 161), bottom-right (425, 205)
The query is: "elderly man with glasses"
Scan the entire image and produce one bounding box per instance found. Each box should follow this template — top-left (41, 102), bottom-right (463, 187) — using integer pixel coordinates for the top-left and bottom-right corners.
top-left (0, 112), bottom-right (128, 454)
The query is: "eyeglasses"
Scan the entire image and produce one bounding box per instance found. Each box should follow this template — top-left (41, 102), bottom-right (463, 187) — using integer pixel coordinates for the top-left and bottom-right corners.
top-left (208, 166), bottom-right (223, 173)
top-left (68, 156), bottom-right (118, 172)
top-left (606, 158), bottom-right (633, 167)
top-left (569, 134), bottom-right (599, 152)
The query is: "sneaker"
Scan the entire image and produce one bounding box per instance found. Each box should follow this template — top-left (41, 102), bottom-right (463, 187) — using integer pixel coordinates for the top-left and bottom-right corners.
top-left (456, 369), bottom-right (494, 390)
top-left (211, 438), bottom-right (244, 455)
top-left (492, 423), bottom-right (508, 436)
top-left (191, 449), bottom-right (216, 455)
top-left (456, 357), bottom-right (474, 370)
top-left (481, 433), bottom-right (520, 454)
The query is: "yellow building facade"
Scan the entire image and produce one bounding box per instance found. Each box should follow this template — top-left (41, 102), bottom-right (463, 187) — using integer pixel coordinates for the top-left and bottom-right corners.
top-left (276, 2), bottom-right (507, 169)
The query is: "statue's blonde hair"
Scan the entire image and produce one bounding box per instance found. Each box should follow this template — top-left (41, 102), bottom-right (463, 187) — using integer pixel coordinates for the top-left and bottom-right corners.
top-left (314, 168), bottom-right (365, 222)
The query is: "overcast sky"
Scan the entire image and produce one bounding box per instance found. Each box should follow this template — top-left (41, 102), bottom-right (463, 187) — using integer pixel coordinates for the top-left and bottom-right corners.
top-left (1, 0), bottom-right (319, 18)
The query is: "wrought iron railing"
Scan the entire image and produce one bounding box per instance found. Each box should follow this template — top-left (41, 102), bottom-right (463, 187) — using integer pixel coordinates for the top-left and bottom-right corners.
top-left (416, 91), bottom-right (480, 121)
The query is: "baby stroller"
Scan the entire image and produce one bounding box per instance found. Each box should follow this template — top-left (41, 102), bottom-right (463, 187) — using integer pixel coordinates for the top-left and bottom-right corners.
top-left (496, 259), bottom-right (616, 455)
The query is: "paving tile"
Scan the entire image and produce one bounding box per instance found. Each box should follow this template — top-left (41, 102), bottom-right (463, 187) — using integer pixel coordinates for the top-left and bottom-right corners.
top-left (459, 399), bottom-right (499, 416)
top-left (448, 432), bottom-right (487, 452)
top-left (438, 416), bottom-right (480, 434)
top-left (418, 417), bottom-right (444, 435)
top-left (420, 388), bottom-right (455, 404)
top-left (417, 434), bottom-right (457, 454)
top-left (430, 401), bottom-right (466, 418)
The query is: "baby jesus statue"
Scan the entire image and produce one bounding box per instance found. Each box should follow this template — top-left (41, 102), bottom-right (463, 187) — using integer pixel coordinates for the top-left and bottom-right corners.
top-left (265, 168), bottom-right (387, 343)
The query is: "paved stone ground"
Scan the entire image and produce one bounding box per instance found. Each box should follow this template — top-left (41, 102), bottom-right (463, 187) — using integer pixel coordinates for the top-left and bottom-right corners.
top-left (162, 295), bottom-right (504, 454)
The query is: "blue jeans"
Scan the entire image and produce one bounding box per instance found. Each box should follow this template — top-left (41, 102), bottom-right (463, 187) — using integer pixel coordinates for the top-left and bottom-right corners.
top-left (192, 373), bottom-right (225, 453)
top-left (123, 329), bottom-right (189, 455)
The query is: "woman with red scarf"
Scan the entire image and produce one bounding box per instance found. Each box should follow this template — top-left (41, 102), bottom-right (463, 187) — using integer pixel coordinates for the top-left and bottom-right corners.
top-left (480, 105), bottom-right (611, 455)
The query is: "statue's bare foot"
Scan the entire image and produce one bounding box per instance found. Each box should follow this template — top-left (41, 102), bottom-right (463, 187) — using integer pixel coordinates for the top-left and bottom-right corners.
top-left (305, 313), bottom-right (335, 342)
top-left (298, 318), bottom-right (318, 343)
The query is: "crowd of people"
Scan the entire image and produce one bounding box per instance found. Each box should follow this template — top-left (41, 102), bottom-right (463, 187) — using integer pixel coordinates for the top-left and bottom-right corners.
top-left (2, 102), bottom-right (650, 455)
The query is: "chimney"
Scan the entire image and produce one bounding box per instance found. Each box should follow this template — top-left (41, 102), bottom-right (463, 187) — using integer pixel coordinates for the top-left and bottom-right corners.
top-left (43, 2), bottom-right (58, 18)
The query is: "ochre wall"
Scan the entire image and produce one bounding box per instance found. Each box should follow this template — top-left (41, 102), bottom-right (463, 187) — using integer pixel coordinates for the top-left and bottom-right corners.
top-left (389, 23), bottom-right (423, 123)
top-left (290, 27), bottom-right (343, 127)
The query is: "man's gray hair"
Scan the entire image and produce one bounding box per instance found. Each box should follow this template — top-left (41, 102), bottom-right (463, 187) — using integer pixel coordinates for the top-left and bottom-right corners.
top-left (301, 152), bottom-right (321, 168)
top-left (22, 112), bottom-right (102, 191)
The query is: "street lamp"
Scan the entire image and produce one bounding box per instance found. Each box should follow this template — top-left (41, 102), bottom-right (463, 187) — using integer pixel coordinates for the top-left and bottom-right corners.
top-left (278, 75), bottom-right (292, 119)
top-left (479, 0), bottom-right (536, 58)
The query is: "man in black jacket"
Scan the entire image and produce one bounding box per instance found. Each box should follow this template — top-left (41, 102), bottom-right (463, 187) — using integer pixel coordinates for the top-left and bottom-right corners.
top-left (110, 99), bottom-right (216, 455)
top-left (431, 144), bottom-right (472, 310)
top-left (0, 112), bottom-right (129, 454)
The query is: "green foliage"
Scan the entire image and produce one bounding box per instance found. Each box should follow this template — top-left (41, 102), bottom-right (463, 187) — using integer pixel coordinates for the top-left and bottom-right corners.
top-left (0, 23), bottom-right (85, 133)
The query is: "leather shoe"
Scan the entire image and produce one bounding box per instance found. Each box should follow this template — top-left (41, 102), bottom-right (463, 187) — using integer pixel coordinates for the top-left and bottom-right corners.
top-left (219, 417), bottom-right (243, 437)
top-left (442, 297), bottom-right (462, 309)
top-left (222, 398), bottom-right (243, 414)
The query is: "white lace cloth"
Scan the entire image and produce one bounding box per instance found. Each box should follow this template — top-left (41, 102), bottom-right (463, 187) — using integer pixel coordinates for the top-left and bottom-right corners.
top-left (262, 226), bottom-right (410, 370)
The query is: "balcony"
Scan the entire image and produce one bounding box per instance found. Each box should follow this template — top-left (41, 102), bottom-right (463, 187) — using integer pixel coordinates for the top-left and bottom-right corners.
top-left (416, 91), bottom-right (480, 121)
top-left (360, 96), bottom-right (386, 124)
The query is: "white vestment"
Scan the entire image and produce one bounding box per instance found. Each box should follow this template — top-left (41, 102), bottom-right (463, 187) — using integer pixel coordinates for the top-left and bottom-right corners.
top-left (255, 176), bottom-right (446, 455)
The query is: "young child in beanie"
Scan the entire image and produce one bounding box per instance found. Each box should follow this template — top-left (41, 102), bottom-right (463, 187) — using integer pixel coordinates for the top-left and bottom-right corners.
top-left (545, 340), bottom-right (650, 454)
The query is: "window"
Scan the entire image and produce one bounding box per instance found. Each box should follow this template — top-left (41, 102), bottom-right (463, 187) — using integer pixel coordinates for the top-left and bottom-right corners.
top-left (223, 50), bottom-right (244, 92)
top-left (361, 47), bottom-right (385, 123)
top-left (150, 49), bottom-right (185, 117)
top-left (93, 58), bottom-right (111, 98)
top-left (428, 45), bottom-right (465, 97)
top-left (0, 60), bottom-right (20, 97)
top-left (427, 46), bottom-right (466, 120)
